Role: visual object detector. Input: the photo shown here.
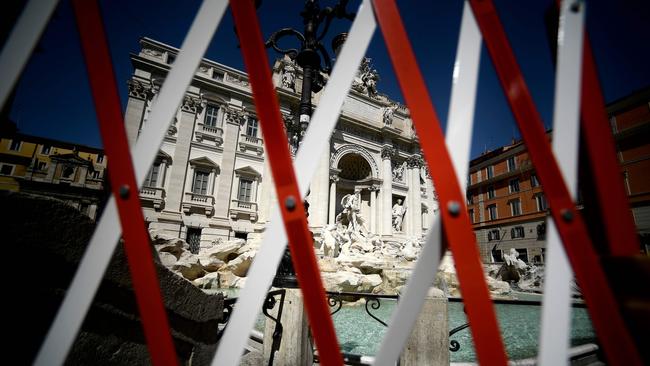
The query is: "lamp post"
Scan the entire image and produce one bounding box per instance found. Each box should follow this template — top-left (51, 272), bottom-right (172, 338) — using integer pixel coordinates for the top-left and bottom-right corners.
top-left (265, 0), bottom-right (355, 136)
top-left (263, 0), bottom-right (355, 288)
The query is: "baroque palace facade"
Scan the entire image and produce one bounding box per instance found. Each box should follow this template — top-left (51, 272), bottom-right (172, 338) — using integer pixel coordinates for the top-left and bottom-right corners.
top-left (127, 38), bottom-right (437, 251)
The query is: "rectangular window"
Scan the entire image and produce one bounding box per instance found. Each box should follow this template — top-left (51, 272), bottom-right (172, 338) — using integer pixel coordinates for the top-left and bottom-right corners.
top-left (509, 178), bottom-right (520, 193)
top-left (511, 226), bottom-right (525, 238)
top-left (192, 171), bottom-right (209, 195)
top-left (486, 165), bottom-right (494, 179)
top-left (487, 186), bottom-right (495, 199)
top-left (37, 161), bottom-right (47, 171)
top-left (238, 178), bottom-right (253, 202)
top-left (466, 191), bottom-right (473, 204)
top-left (492, 249), bottom-right (503, 262)
top-left (537, 223), bottom-right (546, 240)
top-left (96, 154), bottom-right (104, 163)
top-left (468, 209), bottom-right (474, 223)
top-left (510, 199), bottom-right (522, 216)
top-left (536, 194), bottom-right (548, 211)
top-left (531, 174), bottom-right (539, 187)
top-left (487, 204), bottom-right (498, 220)
top-left (41, 145), bottom-right (51, 155)
top-left (186, 227), bottom-right (201, 254)
top-left (79, 203), bottom-right (89, 215)
top-left (488, 229), bottom-right (500, 241)
top-left (9, 139), bottom-right (21, 151)
top-left (204, 105), bottom-right (219, 127)
top-left (0, 164), bottom-right (13, 175)
top-left (507, 156), bottom-right (516, 172)
top-left (246, 117), bottom-right (258, 137)
top-left (144, 163), bottom-right (160, 187)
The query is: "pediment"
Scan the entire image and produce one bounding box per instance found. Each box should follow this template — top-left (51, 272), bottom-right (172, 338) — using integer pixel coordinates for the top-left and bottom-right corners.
top-left (234, 165), bottom-right (261, 177)
top-left (189, 156), bottom-right (219, 168)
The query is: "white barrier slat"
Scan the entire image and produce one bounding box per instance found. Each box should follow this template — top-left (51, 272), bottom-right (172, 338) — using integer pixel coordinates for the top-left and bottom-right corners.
top-left (373, 2), bottom-right (482, 364)
top-left (0, 0), bottom-right (59, 109)
top-left (33, 1), bottom-right (228, 365)
top-left (211, 2), bottom-right (376, 364)
top-left (538, 1), bottom-right (585, 365)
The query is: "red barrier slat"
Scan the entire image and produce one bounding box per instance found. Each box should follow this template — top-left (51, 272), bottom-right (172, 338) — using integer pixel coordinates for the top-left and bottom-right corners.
top-left (579, 34), bottom-right (640, 257)
top-left (469, 1), bottom-right (642, 364)
top-left (228, 1), bottom-right (343, 365)
top-left (71, 1), bottom-right (178, 365)
top-left (371, 1), bottom-right (508, 364)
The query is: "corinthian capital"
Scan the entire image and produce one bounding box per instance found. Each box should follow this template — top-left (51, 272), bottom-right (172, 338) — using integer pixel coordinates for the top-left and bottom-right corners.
top-left (225, 107), bottom-right (247, 125)
top-left (381, 146), bottom-right (395, 160)
top-left (181, 95), bottom-right (203, 113)
top-left (127, 79), bottom-right (153, 100)
top-left (407, 154), bottom-right (423, 168)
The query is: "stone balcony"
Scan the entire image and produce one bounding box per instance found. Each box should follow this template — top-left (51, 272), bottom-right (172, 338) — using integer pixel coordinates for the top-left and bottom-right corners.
top-left (229, 199), bottom-right (258, 221)
top-left (238, 134), bottom-right (264, 156)
top-left (182, 192), bottom-right (215, 216)
top-left (195, 123), bottom-right (224, 147)
top-left (140, 186), bottom-right (166, 210)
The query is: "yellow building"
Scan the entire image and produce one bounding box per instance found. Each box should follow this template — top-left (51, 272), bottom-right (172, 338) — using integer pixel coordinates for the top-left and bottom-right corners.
top-left (0, 133), bottom-right (107, 220)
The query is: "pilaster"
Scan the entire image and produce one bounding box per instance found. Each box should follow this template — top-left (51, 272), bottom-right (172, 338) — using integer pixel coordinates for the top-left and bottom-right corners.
top-left (381, 145), bottom-right (395, 236)
top-left (328, 174), bottom-right (339, 225)
top-left (214, 106), bottom-right (245, 218)
top-left (165, 95), bottom-right (201, 213)
top-left (407, 154), bottom-right (423, 237)
top-left (124, 79), bottom-right (152, 148)
top-left (308, 148), bottom-right (331, 230)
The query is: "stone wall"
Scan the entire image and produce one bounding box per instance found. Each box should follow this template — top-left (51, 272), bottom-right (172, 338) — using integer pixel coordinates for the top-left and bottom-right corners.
top-left (2, 192), bottom-right (224, 365)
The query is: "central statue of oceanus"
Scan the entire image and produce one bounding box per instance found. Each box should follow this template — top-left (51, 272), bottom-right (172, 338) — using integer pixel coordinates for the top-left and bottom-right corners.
top-left (335, 188), bottom-right (368, 236)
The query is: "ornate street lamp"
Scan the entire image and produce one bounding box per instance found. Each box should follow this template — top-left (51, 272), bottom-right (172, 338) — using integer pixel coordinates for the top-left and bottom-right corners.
top-left (262, 0), bottom-right (356, 288)
top-left (264, 0), bottom-right (355, 135)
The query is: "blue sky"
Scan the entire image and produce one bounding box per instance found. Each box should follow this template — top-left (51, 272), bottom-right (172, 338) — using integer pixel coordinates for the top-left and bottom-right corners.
top-left (7, 0), bottom-right (650, 158)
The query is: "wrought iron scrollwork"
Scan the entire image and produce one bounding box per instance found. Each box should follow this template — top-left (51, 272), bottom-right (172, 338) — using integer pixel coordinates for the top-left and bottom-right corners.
top-left (328, 294), bottom-right (343, 315)
top-left (324, 291), bottom-right (397, 329)
top-left (263, 289), bottom-right (287, 366)
top-left (448, 322), bottom-right (470, 352)
top-left (364, 297), bottom-right (388, 327)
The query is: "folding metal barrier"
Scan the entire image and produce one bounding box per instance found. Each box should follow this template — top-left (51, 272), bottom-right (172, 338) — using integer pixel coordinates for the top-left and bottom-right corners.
top-left (0, 0), bottom-right (642, 365)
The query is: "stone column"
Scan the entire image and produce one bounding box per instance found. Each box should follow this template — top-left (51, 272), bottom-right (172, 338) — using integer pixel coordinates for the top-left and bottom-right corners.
top-left (308, 148), bottom-right (331, 230)
top-left (165, 96), bottom-right (200, 213)
top-left (263, 288), bottom-right (312, 366)
top-left (328, 174), bottom-right (339, 224)
top-left (124, 80), bottom-right (152, 148)
top-left (407, 155), bottom-right (423, 237)
top-left (369, 185), bottom-right (378, 233)
top-left (381, 146), bottom-right (395, 236)
top-left (159, 159), bottom-right (168, 188)
top-left (400, 288), bottom-right (449, 366)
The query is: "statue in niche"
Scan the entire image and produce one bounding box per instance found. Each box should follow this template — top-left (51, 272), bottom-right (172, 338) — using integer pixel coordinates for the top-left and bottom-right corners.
top-left (281, 59), bottom-right (296, 91)
top-left (392, 199), bottom-right (407, 232)
top-left (336, 188), bottom-right (368, 236)
top-left (392, 160), bottom-right (406, 182)
top-left (382, 104), bottom-right (398, 126)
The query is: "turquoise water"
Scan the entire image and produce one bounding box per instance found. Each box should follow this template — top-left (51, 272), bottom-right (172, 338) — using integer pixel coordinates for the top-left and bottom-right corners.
top-left (207, 289), bottom-right (596, 362)
top-left (332, 299), bottom-right (596, 362)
